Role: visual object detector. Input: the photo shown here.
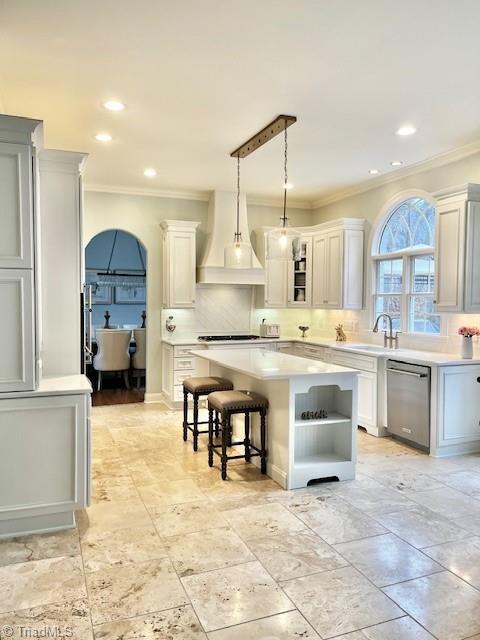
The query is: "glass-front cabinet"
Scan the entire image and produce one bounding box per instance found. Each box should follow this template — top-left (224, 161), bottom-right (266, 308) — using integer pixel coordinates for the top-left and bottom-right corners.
top-left (287, 236), bottom-right (312, 307)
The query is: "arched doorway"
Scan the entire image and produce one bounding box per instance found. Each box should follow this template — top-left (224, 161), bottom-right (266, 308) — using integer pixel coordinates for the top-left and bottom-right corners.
top-left (85, 229), bottom-right (147, 405)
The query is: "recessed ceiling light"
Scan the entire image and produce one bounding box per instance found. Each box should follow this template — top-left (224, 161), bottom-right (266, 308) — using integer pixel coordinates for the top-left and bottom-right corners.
top-left (369, 169), bottom-right (380, 175)
top-left (390, 160), bottom-right (403, 167)
top-left (144, 168), bottom-right (157, 177)
top-left (396, 125), bottom-right (416, 136)
top-left (283, 182), bottom-right (294, 190)
top-left (95, 132), bottom-right (112, 142)
top-left (103, 100), bottom-right (125, 111)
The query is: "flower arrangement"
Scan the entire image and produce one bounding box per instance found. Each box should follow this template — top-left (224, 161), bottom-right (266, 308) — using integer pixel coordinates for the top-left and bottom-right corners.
top-left (458, 326), bottom-right (480, 337)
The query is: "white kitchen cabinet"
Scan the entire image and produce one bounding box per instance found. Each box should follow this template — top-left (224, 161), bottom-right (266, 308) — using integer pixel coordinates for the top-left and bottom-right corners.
top-left (0, 269), bottom-right (35, 392)
top-left (312, 221), bottom-right (364, 310)
top-left (161, 342), bottom-right (206, 407)
top-left (433, 184), bottom-right (480, 313)
top-left (39, 150), bottom-right (87, 377)
top-left (161, 220), bottom-right (200, 308)
top-left (0, 142), bottom-right (34, 270)
top-left (287, 236), bottom-right (312, 307)
top-left (357, 370), bottom-right (377, 431)
top-left (265, 259), bottom-right (288, 307)
top-left (276, 342), bottom-right (294, 354)
top-left (434, 365), bottom-right (480, 455)
top-left (0, 391), bottom-right (90, 537)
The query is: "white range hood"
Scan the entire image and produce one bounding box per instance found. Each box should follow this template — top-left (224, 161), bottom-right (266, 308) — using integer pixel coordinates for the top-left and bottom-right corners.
top-left (197, 190), bottom-right (264, 285)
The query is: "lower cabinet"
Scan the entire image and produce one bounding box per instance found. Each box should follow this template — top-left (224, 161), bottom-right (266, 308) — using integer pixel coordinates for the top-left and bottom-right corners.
top-left (0, 392), bottom-right (90, 537)
top-left (435, 365), bottom-right (480, 454)
top-left (357, 370), bottom-right (378, 431)
top-left (162, 343), bottom-right (206, 407)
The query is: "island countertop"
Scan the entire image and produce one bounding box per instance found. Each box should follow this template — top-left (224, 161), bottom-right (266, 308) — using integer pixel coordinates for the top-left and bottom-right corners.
top-left (191, 348), bottom-right (358, 381)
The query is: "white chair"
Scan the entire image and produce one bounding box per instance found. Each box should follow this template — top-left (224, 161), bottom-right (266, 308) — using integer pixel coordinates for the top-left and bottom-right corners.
top-left (131, 328), bottom-right (146, 389)
top-left (93, 329), bottom-right (132, 391)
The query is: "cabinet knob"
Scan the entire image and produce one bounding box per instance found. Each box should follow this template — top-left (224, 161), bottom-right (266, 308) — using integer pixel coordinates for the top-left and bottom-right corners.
top-left (477, 377), bottom-right (480, 383)
top-left (433, 300), bottom-right (437, 304)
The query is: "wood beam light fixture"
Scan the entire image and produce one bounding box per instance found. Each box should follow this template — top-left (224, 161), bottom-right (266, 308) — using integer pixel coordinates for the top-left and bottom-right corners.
top-left (230, 115), bottom-right (297, 158)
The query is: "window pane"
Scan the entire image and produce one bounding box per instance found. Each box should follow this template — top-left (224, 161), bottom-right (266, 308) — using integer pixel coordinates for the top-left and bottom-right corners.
top-left (409, 295), bottom-right (441, 334)
top-left (374, 295), bottom-right (401, 331)
top-left (377, 259), bottom-right (403, 293)
top-left (379, 197), bottom-right (435, 254)
top-left (412, 255), bottom-right (435, 293)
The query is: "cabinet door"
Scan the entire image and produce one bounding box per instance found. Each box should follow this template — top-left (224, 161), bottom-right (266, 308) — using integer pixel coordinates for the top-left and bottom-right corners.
top-left (325, 230), bottom-right (343, 308)
top-left (312, 233), bottom-right (327, 306)
top-left (465, 202), bottom-right (480, 313)
top-left (0, 394), bottom-right (89, 516)
top-left (165, 231), bottom-right (196, 308)
top-left (0, 143), bottom-right (33, 269)
top-left (288, 237), bottom-right (312, 307)
top-left (357, 371), bottom-right (377, 429)
top-left (265, 259), bottom-right (287, 307)
top-left (434, 201), bottom-right (465, 312)
top-left (343, 229), bottom-right (364, 310)
top-left (438, 366), bottom-right (480, 447)
top-left (161, 343), bottom-right (174, 399)
top-left (0, 269), bottom-right (35, 392)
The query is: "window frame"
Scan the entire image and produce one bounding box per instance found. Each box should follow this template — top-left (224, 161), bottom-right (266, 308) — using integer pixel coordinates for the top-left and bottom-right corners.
top-left (370, 194), bottom-right (444, 337)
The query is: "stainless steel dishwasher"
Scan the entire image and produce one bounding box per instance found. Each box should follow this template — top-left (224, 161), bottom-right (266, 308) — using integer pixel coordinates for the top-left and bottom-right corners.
top-left (386, 360), bottom-right (431, 451)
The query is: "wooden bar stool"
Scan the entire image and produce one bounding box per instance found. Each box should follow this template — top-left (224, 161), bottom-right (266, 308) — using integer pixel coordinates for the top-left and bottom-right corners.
top-left (183, 377), bottom-right (233, 451)
top-left (207, 390), bottom-right (268, 480)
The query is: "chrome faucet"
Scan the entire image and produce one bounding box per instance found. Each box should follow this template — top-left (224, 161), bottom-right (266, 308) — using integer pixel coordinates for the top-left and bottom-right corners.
top-left (373, 313), bottom-right (400, 349)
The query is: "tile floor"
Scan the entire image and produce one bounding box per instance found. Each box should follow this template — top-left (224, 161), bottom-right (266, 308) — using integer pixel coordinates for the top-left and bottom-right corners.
top-left (1, 402), bottom-right (480, 639)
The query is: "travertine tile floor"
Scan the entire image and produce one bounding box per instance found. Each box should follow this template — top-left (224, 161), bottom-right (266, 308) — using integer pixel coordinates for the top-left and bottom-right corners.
top-left (2, 402), bottom-right (480, 639)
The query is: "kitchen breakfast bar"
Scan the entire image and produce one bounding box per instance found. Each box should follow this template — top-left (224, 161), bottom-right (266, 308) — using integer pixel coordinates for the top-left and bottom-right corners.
top-left (191, 348), bottom-right (359, 490)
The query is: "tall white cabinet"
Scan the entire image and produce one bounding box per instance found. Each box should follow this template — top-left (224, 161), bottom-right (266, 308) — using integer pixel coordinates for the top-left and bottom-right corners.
top-left (434, 184), bottom-right (480, 313)
top-left (0, 115), bottom-right (91, 538)
top-left (0, 118), bottom-right (40, 393)
top-left (161, 220), bottom-right (199, 308)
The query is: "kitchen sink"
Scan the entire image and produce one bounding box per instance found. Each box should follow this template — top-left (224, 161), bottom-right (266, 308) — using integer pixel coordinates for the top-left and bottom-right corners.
top-left (345, 344), bottom-right (388, 352)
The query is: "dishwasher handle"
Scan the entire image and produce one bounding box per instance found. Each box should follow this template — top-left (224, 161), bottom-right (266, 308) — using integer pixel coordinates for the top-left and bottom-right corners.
top-left (387, 368), bottom-right (428, 379)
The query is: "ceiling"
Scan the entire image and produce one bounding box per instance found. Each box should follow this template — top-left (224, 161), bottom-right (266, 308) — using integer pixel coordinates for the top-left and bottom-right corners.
top-left (1, 0), bottom-right (480, 205)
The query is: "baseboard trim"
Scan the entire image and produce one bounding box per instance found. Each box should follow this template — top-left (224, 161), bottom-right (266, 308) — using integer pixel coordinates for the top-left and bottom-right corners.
top-left (144, 392), bottom-right (166, 404)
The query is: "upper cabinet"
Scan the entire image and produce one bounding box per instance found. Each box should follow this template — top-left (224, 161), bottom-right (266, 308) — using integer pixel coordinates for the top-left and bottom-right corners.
top-left (312, 222), bottom-right (364, 310)
top-left (0, 117), bottom-right (41, 270)
top-left (255, 219), bottom-right (365, 310)
top-left (434, 184), bottom-right (480, 313)
top-left (161, 220), bottom-right (200, 308)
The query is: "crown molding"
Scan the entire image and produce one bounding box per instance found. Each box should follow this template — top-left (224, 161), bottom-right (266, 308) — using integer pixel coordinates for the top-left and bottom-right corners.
top-left (311, 138), bottom-right (480, 209)
top-left (84, 183), bottom-right (313, 209)
top-left (84, 183), bottom-right (210, 202)
top-left (246, 194), bottom-right (313, 210)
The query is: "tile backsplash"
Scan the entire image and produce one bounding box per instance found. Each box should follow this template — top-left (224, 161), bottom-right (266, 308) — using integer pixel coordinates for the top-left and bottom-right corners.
top-left (162, 285), bottom-right (480, 356)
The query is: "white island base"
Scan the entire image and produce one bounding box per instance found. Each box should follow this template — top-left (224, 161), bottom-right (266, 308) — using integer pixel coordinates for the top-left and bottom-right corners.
top-left (191, 349), bottom-right (358, 490)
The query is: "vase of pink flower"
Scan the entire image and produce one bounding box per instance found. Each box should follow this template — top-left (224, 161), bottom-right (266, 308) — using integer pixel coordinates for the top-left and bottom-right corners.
top-left (458, 326), bottom-right (480, 359)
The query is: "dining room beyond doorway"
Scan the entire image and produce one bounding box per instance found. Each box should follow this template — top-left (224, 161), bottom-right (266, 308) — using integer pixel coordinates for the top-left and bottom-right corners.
top-left (85, 229), bottom-right (147, 405)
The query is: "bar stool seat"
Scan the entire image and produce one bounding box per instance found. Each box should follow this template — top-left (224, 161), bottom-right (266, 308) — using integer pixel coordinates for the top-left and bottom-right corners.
top-left (207, 389), bottom-right (268, 480)
top-left (183, 376), bottom-right (233, 451)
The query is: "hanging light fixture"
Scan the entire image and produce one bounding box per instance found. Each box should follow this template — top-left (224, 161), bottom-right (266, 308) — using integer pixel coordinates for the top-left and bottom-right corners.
top-left (224, 154), bottom-right (253, 268)
top-left (266, 119), bottom-right (301, 260)
top-left (96, 230), bottom-right (147, 289)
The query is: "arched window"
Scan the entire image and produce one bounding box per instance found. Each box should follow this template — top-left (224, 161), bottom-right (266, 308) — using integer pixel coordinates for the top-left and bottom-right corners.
top-left (373, 196), bottom-right (440, 335)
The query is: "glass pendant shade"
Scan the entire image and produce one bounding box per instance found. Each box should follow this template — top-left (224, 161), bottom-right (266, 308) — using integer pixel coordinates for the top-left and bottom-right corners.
top-left (224, 237), bottom-right (253, 268)
top-left (266, 225), bottom-right (302, 260)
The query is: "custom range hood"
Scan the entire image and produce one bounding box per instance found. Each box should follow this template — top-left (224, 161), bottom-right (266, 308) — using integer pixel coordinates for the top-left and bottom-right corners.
top-left (197, 190), bottom-right (264, 284)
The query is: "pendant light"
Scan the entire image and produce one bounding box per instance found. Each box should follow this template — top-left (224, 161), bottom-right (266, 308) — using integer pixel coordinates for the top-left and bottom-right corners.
top-left (266, 120), bottom-right (301, 260)
top-left (224, 154), bottom-right (253, 268)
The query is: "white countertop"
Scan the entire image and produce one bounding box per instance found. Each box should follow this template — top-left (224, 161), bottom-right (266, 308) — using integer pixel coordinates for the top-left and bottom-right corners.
top-left (164, 334), bottom-right (480, 366)
top-left (191, 348), bottom-right (359, 380)
top-left (1, 375), bottom-right (92, 399)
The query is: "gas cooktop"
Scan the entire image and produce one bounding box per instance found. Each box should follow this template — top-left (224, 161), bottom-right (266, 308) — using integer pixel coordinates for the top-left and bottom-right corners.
top-left (198, 335), bottom-right (261, 342)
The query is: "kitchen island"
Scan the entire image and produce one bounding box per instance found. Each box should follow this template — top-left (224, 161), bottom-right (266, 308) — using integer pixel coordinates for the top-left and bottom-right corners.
top-left (191, 348), bottom-right (358, 489)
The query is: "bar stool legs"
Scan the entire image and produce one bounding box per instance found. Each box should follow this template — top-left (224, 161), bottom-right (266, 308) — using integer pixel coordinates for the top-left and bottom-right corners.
top-left (260, 409), bottom-right (267, 474)
top-left (193, 395), bottom-right (200, 452)
top-left (244, 413), bottom-right (251, 463)
top-left (208, 408), bottom-right (214, 468)
top-left (182, 389), bottom-right (188, 442)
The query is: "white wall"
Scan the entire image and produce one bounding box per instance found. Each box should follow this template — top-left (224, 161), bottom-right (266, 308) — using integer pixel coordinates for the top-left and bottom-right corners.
top-left (312, 151), bottom-right (480, 356)
top-left (84, 190), bottom-right (314, 398)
